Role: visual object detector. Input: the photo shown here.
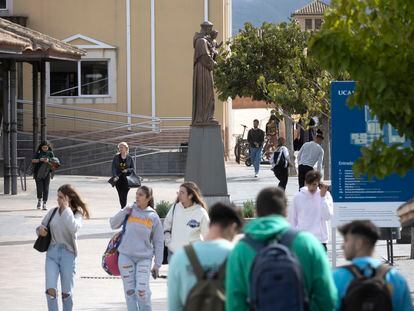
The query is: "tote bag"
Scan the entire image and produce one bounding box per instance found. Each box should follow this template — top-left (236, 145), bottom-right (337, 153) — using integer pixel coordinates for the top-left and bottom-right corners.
top-left (33, 208), bottom-right (58, 252)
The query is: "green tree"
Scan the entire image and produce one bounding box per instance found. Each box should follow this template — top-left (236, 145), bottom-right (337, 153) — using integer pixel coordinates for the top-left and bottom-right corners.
top-left (310, 0), bottom-right (414, 178)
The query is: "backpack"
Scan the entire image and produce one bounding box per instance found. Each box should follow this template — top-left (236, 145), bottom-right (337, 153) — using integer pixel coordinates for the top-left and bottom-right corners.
top-left (183, 244), bottom-right (226, 311)
top-left (272, 147), bottom-right (287, 171)
top-left (244, 229), bottom-right (308, 311)
top-left (340, 264), bottom-right (392, 311)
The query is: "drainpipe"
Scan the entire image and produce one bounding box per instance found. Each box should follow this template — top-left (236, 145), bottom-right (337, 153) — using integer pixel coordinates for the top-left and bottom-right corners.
top-left (126, 0), bottom-right (132, 128)
top-left (151, 0), bottom-right (156, 130)
top-left (204, 0), bottom-right (208, 21)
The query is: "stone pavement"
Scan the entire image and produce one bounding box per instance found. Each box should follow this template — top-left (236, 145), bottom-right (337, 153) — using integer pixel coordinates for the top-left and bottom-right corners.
top-left (0, 162), bottom-right (413, 310)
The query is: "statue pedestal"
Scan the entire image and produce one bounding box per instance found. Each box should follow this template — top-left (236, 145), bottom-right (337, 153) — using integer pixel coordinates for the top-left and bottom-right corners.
top-left (185, 125), bottom-right (230, 208)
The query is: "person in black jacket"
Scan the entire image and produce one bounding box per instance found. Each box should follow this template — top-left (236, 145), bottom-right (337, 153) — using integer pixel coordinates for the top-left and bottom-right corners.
top-left (32, 141), bottom-right (55, 210)
top-left (247, 119), bottom-right (265, 177)
top-left (111, 142), bottom-right (135, 208)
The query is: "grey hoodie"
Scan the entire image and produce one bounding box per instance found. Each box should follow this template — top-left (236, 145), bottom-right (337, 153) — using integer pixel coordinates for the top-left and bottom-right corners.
top-left (110, 203), bottom-right (164, 268)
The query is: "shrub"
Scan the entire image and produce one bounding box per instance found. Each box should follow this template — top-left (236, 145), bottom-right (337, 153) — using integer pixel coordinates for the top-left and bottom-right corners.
top-left (242, 200), bottom-right (255, 218)
top-left (155, 200), bottom-right (171, 218)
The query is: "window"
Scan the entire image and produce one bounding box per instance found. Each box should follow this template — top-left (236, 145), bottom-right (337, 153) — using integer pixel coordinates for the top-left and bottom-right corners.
top-left (305, 19), bottom-right (313, 30)
top-left (315, 19), bottom-right (323, 30)
top-left (50, 60), bottom-right (109, 97)
top-left (0, 0), bottom-right (6, 9)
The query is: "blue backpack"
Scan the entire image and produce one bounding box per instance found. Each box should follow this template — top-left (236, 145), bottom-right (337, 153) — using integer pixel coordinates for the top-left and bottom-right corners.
top-left (244, 229), bottom-right (309, 311)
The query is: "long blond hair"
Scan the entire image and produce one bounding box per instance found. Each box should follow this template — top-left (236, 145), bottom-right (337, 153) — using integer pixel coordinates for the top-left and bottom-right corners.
top-left (58, 184), bottom-right (90, 219)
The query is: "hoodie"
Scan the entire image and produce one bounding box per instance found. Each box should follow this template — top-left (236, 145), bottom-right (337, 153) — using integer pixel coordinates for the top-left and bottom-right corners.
top-left (225, 215), bottom-right (337, 311)
top-left (288, 187), bottom-right (333, 243)
top-left (110, 203), bottom-right (164, 268)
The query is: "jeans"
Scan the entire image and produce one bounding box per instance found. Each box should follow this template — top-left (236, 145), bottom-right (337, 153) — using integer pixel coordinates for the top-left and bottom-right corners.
top-left (45, 244), bottom-right (76, 311)
top-left (36, 174), bottom-right (51, 202)
top-left (298, 164), bottom-right (314, 189)
top-left (116, 175), bottom-right (130, 208)
top-left (118, 253), bottom-right (152, 311)
top-left (250, 147), bottom-right (262, 174)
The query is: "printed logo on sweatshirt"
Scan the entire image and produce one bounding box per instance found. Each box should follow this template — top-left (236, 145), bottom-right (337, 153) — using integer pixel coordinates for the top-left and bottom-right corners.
top-left (128, 216), bottom-right (153, 229)
top-left (186, 219), bottom-right (200, 228)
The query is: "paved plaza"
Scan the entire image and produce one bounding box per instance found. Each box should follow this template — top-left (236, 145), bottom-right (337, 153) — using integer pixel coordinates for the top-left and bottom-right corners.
top-left (0, 162), bottom-right (413, 310)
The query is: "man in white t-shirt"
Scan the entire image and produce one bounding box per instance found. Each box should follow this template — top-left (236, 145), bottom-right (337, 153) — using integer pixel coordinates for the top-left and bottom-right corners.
top-left (297, 132), bottom-right (324, 189)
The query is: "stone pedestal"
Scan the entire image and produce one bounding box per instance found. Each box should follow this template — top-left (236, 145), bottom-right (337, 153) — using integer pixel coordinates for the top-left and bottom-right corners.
top-left (185, 125), bottom-right (230, 207)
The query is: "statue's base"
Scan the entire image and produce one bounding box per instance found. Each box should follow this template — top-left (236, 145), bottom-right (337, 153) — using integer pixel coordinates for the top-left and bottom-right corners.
top-left (185, 125), bottom-right (229, 208)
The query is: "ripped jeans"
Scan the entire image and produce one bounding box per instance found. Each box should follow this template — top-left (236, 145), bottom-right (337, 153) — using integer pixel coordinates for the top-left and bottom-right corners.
top-left (118, 253), bottom-right (152, 311)
top-left (45, 244), bottom-right (76, 311)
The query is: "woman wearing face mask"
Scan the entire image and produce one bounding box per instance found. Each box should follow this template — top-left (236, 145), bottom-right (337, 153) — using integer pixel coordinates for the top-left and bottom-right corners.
top-left (110, 186), bottom-right (164, 311)
top-left (111, 142), bottom-right (135, 209)
top-left (36, 184), bottom-right (90, 311)
top-left (163, 181), bottom-right (210, 260)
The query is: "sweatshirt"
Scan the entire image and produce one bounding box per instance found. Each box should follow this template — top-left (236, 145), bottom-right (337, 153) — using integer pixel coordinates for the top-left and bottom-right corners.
top-left (225, 215), bottom-right (337, 311)
top-left (288, 186), bottom-right (333, 243)
top-left (37, 207), bottom-right (83, 256)
top-left (110, 203), bottom-right (164, 268)
top-left (247, 127), bottom-right (265, 148)
top-left (163, 202), bottom-right (210, 253)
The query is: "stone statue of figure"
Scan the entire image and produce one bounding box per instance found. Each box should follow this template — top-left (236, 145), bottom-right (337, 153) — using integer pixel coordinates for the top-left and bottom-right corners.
top-left (192, 21), bottom-right (218, 126)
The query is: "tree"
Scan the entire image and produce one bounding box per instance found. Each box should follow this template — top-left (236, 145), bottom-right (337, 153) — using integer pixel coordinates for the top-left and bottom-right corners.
top-left (310, 0), bottom-right (414, 178)
top-left (215, 21), bottom-right (336, 177)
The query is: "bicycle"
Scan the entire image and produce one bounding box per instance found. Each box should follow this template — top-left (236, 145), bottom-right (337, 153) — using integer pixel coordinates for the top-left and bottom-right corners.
top-left (234, 124), bottom-right (250, 166)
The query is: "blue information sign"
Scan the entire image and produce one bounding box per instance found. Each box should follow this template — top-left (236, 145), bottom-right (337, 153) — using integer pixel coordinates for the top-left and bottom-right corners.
top-left (331, 81), bottom-right (414, 204)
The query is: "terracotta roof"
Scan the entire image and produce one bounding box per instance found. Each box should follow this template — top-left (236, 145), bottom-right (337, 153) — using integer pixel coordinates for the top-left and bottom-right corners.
top-left (0, 17), bottom-right (85, 59)
top-left (292, 0), bottom-right (329, 16)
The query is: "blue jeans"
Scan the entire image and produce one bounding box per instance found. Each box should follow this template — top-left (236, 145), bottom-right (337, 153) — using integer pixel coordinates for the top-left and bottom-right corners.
top-left (250, 147), bottom-right (262, 174)
top-left (45, 244), bottom-right (76, 311)
top-left (118, 253), bottom-right (152, 311)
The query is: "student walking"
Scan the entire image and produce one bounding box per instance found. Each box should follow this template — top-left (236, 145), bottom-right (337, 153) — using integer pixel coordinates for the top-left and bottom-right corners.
top-left (247, 119), bottom-right (265, 177)
top-left (163, 182), bottom-right (210, 259)
top-left (288, 170), bottom-right (333, 251)
top-left (110, 186), bottom-right (164, 311)
top-left (168, 202), bottom-right (243, 311)
top-left (36, 184), bottom-right (90, 311)
top-left (111, 142), bottom-right (135, 208)
top-left (32, 141), bottom-right (55, 210)
top-left (334, 220), bottom-right (412, 311)
top-left (297, 131), bottom-right (324, 189)
top-left (226, 187), bottom-right (337, 311)
top-left (270, 137), bottom-right (291, 190)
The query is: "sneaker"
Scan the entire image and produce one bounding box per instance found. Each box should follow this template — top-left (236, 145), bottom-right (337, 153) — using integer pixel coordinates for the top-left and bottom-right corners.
top-left (42, 202), bottom-right (47, 210)
top-left (254, 173), bottom-right (258, 178)
top-left (36, 200), bottom-right (41, 209)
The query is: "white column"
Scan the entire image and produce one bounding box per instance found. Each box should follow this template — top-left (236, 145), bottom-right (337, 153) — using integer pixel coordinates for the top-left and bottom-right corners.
top-left (126, 0), bottom-right (132, 127)
top-left (204, 0), bottom-right (209, 21)
top-left (151, 0), bottom-right (156, 129)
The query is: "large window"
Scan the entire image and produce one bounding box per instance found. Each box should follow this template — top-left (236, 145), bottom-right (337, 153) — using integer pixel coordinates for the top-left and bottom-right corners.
top-left (0, 0), bottom-right (7, 9)
top-left (315, 19), bottom-right (323, 30)
top-left (50, 60), bottom-right (109, 97)
top-left (305, 19), bottom-right (313, 30)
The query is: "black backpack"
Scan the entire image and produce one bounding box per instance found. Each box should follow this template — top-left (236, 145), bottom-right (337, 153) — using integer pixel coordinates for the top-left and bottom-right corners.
top-left (340, 264), bottom-right (392, 311)
top-left (183, 244), bottom-right (226, 311)
top-left (244, 229), bottom-right (308, 311)
top-left (272, 147), bottom-right (287, 172)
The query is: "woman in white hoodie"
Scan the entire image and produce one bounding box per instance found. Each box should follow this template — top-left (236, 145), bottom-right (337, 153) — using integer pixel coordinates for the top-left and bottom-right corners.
top-left (163, 182), bottom-right (210, 259)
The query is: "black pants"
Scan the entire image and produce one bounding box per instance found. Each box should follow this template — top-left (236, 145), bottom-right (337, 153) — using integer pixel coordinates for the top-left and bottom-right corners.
top-left (274, 167), bottom-right (288, 190)
top-left (35, 174), bottom-right (51, 202)
top-left (115, 176), bottom-right (130, 208)
top-left (298, 164), bottom-right (314, 189)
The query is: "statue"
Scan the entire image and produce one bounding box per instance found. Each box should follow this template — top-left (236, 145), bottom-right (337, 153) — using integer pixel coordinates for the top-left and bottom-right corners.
top-left (192, 21), bottom-right (219, 126)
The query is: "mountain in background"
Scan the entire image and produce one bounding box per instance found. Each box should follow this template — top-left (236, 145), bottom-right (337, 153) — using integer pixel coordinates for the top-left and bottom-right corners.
top-left (232, 0), bottom-right (330, 35)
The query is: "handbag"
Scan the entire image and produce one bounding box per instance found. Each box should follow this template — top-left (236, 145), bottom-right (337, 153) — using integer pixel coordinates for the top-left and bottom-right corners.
top-left (102, 216), bottom-right (129, 276)
top-left (33, 208), bottom-right (58, 252)
top-left (162, 203), bottom-right (177, 265)
top-left (108, 176), bottom-right (117, 187)
top-left (126, 171), bottom-right (141, 188)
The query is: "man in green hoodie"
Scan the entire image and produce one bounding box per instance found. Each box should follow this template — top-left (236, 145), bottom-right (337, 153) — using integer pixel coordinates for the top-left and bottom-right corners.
top-left (225, 187), bottom-right (337, 311)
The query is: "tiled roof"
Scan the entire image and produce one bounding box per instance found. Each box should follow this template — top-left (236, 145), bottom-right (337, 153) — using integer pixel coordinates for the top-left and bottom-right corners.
top-left (0, 17), bottom-right (85, 58)
top-left (292, 0), bottom-right (329, 16)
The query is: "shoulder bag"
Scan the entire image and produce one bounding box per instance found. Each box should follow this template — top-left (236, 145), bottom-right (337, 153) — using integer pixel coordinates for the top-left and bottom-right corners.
top-left (33, 208), bottom-right (58, 252)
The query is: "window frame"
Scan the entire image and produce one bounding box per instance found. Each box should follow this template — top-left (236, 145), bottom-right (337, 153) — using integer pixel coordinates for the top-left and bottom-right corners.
top-left (314, 19), bottom-right (323, 30)
top-left (305, 19), bottom-right (313, 31)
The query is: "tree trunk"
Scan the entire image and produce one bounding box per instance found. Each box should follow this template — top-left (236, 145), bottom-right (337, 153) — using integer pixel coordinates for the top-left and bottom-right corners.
top-left (320, 114), bottom-right (331, 180)
top-left (284, 116), bottom-right (297, 176)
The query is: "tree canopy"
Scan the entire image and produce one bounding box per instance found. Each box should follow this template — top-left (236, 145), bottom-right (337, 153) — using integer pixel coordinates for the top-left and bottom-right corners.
top-left (310, 0), bottom-right (414, 178)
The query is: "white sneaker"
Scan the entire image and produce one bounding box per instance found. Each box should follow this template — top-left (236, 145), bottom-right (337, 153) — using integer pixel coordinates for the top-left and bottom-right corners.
top-left (42, 202), bottom-right (47, 210)
top-left (254, 174), bottom-right (258, 178)
top-left (36, 200), bottom-right (41, 209)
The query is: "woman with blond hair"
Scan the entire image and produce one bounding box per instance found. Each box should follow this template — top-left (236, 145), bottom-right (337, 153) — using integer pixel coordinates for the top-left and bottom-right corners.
top-left (111, 142), bottom-right (135, 208)
top-left (36, 184), bottom-right (90, 311)
top-left (163, 181), bottom-right (210, 260)
top-left (110, 185), bottom-right (164, 311)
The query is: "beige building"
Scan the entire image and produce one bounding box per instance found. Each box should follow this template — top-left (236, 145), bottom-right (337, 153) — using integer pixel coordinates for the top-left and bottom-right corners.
top-left (2, 0), bottom-right (232, 151)
top-left (291, 0), bottom-right (328, 31)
